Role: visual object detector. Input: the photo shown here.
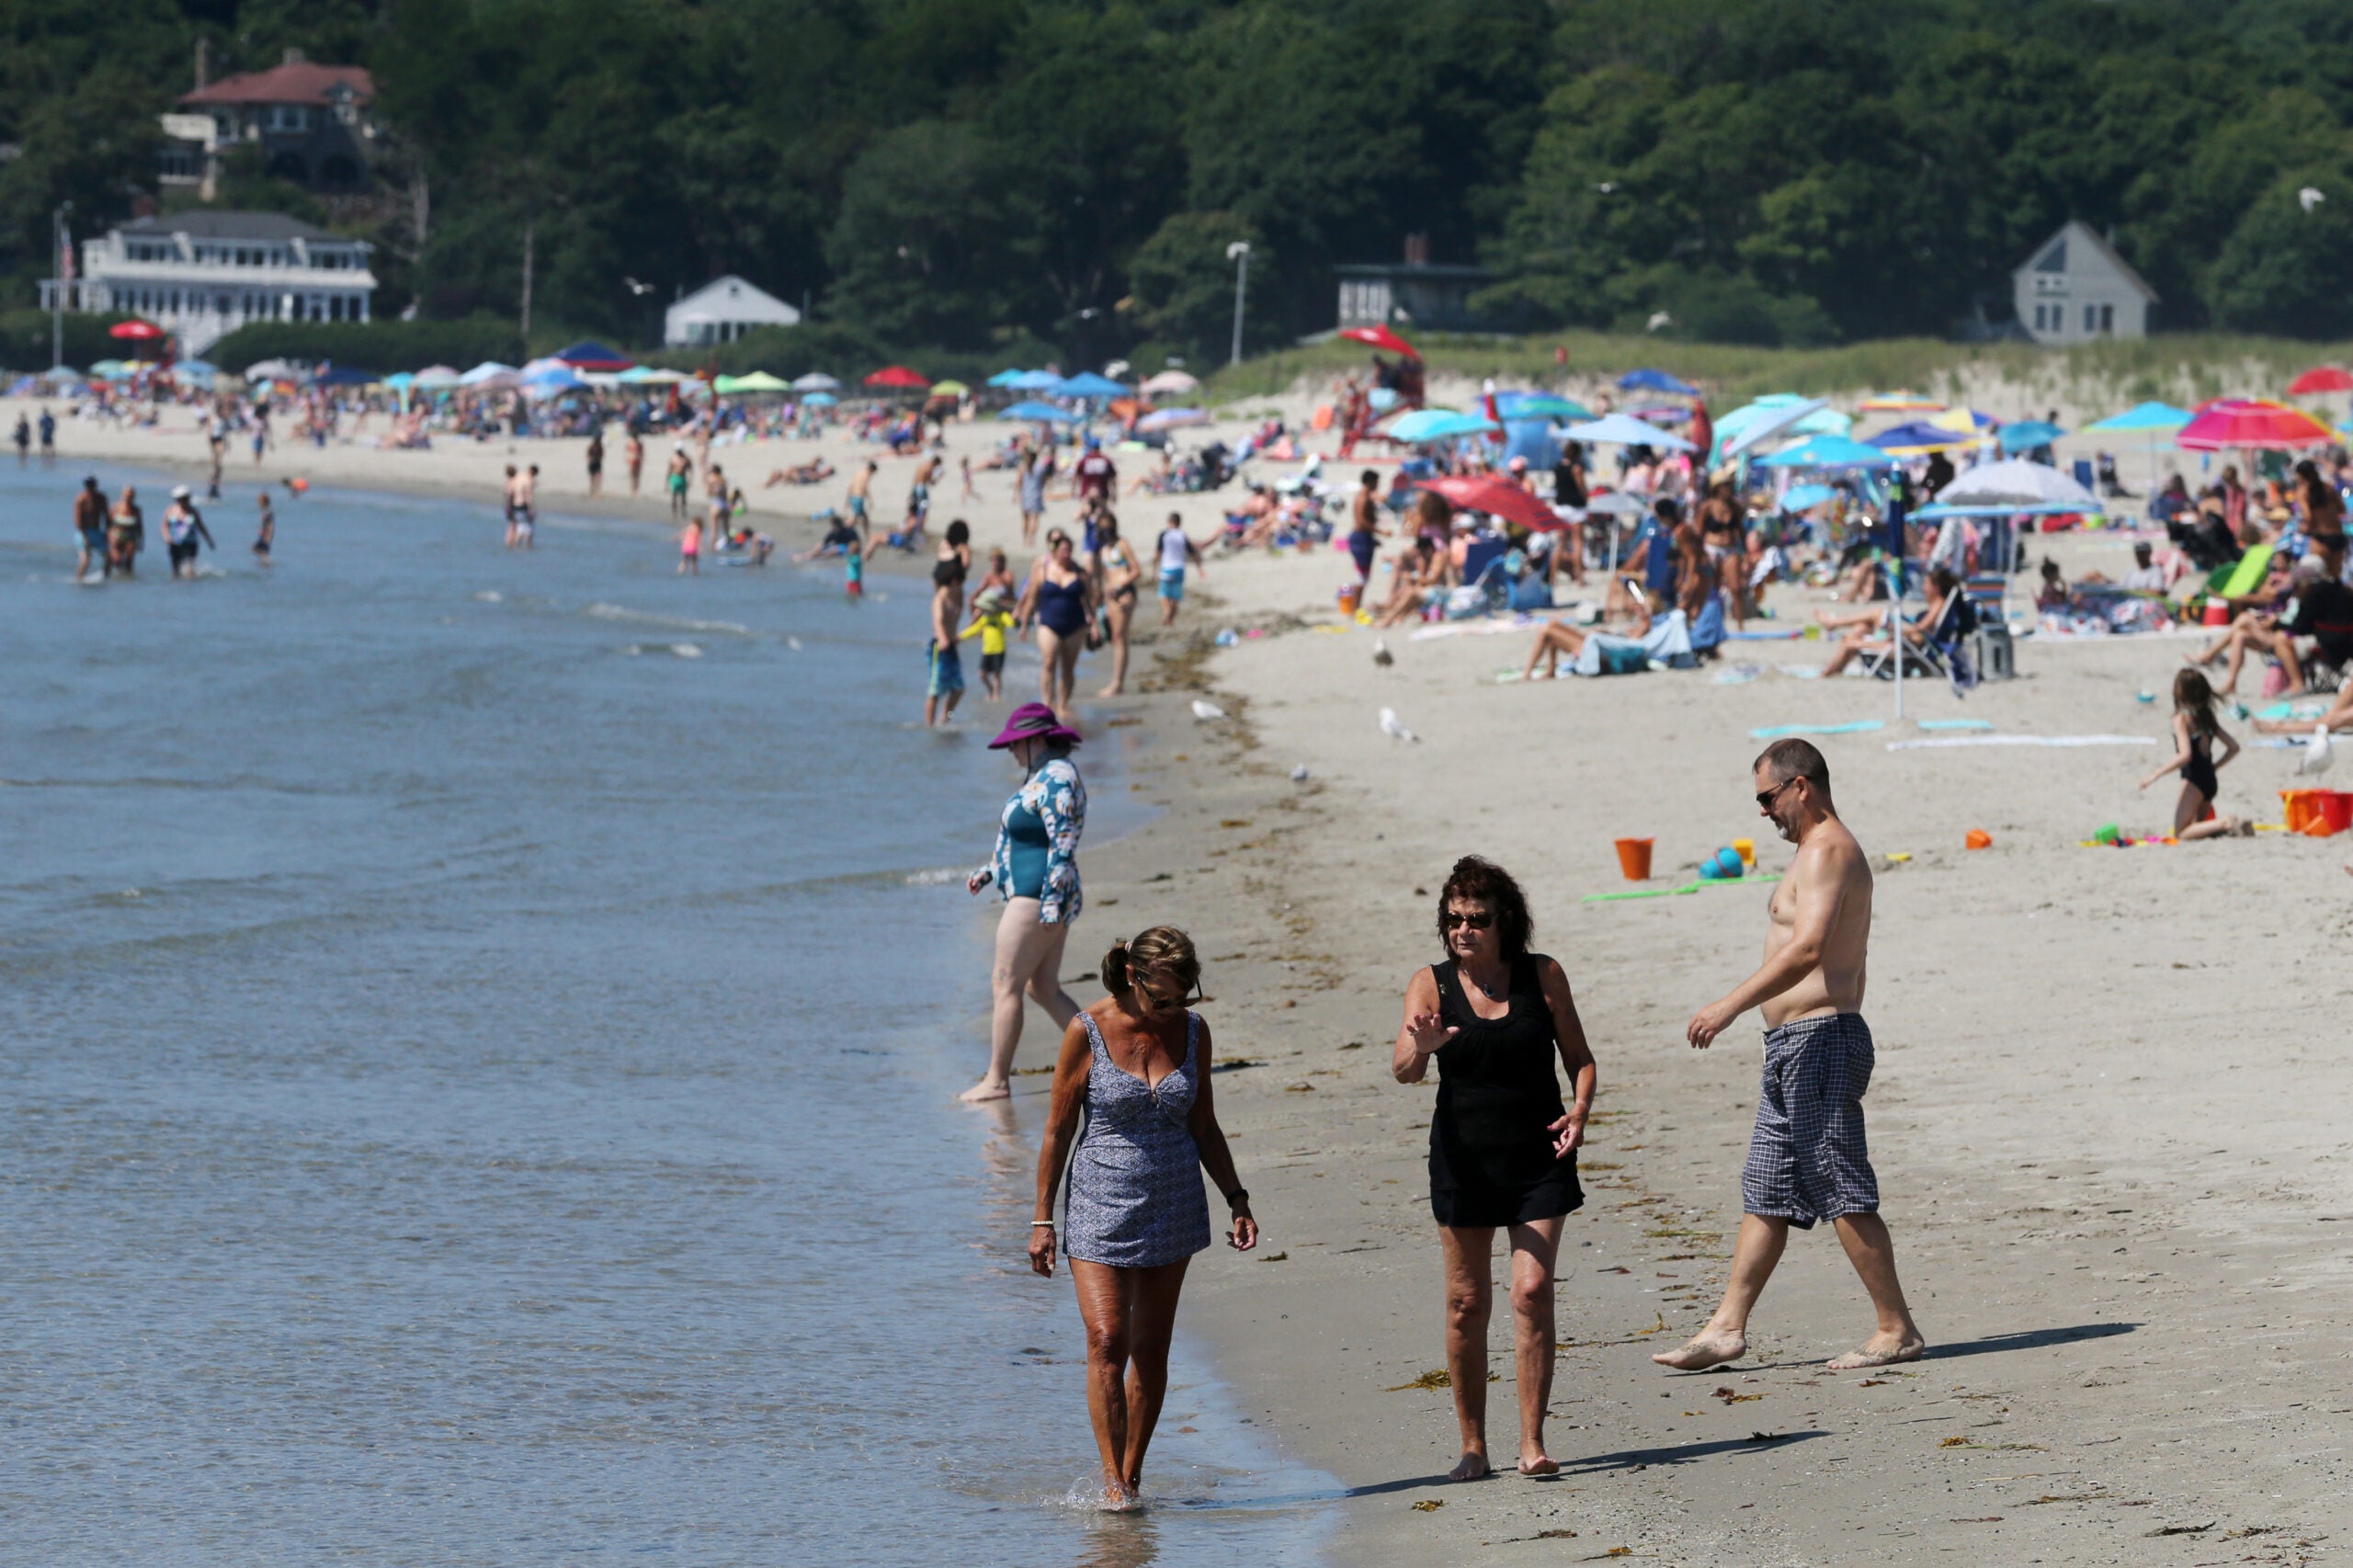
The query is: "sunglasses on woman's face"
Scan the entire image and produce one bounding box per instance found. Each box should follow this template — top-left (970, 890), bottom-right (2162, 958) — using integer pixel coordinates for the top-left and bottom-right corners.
top-left (1440, 910), bottom-right (1494, 931)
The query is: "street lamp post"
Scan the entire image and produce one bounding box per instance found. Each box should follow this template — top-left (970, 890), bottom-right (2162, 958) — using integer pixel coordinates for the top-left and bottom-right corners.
top-left (51, 201), bottom-right (73, 370)
top-left (1226, 241), bottom-right (1250, 367)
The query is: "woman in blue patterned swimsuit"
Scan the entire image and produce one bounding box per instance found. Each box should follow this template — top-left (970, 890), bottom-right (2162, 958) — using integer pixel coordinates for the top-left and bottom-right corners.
top-left (1029, 926), bottom-right (1256, 1510)
top-left (961, 702), bottom-right (1088, 1101)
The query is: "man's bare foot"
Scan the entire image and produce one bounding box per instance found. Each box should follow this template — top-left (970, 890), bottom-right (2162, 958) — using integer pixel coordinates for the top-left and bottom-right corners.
top-left (957, 1078), bottom-right (1011, 1103)
top-left (1098, 1477), bottom-right (1141, 1512)
top-left (1517, 1450), bottom-right (1559, 1476)
top-left (1448, 1450), bottom-right (1492, 1482)
top-left (1097, 685), bottom-right (1123, 698)
top-left (1825, 1334), bottom-right (1926, 1370)
top-left (1651, 1328), bottom-right (1746, 1370)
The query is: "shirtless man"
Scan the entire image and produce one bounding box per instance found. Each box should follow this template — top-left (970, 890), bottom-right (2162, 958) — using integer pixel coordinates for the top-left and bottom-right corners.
top-left (502, 464), bottom-right (525, 549)
top-left (847, 460), bottom-right (878, 550)
top-left (904, 451), bottom-right (941, 544)
top-left (1654, 738), bottom-right (1926, 1374)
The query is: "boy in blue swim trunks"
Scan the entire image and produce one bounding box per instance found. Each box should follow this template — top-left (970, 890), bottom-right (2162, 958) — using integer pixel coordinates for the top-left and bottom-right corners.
top-left (1154, 511), bottom-right (1206, 626)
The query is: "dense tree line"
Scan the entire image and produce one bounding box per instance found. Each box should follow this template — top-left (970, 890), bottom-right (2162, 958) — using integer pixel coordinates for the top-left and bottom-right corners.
top-left (5, 0), bottom-right (2353, 366)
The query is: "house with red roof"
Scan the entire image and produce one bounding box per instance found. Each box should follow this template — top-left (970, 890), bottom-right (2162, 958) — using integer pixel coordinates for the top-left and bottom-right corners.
top-left (161, 49), bottom-right (375, 197)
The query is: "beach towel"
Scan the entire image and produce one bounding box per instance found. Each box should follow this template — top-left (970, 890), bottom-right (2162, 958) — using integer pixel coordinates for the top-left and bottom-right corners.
top-left (1575, 609), bottom-right (1692, 676)
top-left (1748, 721), bottom-right (1884, 741)
top-left (1884, 734), bottom-right (2155, 751)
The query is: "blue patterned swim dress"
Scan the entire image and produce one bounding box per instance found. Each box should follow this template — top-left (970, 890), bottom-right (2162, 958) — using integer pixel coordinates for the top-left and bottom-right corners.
top-left (1063, 1011), bottom-right (1211, 1268)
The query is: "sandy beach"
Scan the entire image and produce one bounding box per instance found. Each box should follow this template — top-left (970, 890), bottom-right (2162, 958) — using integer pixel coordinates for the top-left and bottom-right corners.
top-left (16, 390), bottom-right (2350, 1564)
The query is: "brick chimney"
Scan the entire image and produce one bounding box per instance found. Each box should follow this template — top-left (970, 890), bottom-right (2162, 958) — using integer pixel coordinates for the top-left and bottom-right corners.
top-left (1403, 233), bottom-right (1430, 267)
top-left (283, 46), bottom-right (307, 66)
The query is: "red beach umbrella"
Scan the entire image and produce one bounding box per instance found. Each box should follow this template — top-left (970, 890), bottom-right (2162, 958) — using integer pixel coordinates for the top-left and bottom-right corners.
top-left (863, 365), bottom-right (928, 389)
top-left (2287, 366), bottom-right (2353, 395)
top-left (1417, 475), bottom-right (1563, 532)
top-left (2176, 398), bottom-right (2334, 451)
top-left (1339, 324), bottom-right (1421, 360)
top-left (109, 319), bottom-right (165, 341)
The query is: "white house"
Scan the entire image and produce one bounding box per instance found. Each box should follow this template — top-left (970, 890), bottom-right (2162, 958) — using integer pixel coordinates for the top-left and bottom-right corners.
top-left (40, 210), bottom-right (375, 358)
top-left (665, 275), bottom-right (799, 347)
top-left (2013, 221), bottom-right (2156, 346)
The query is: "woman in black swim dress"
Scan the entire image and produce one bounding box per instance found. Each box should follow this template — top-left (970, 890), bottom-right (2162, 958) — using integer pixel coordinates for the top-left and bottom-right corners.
top-left (1392, 855), bottom-right (1598, 1482)
top-left (1017, 527), bottom-right (1096, 720)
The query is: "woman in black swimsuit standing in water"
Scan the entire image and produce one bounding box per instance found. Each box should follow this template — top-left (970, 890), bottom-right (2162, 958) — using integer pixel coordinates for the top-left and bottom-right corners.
top-left (1392, 856), bottom-right (1597, 1481)
top-left (1018, 528), bottom-right (1096, 721)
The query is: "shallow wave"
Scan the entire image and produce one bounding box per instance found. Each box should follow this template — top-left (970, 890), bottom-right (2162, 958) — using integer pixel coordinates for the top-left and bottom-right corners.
top-left (583, 602), bottom-right (756, 637)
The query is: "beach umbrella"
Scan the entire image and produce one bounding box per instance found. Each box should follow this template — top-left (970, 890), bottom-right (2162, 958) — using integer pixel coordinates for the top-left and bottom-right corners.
top-left (1007, 369), bottom-right (1062, 391)
top-left (1495, 392), bottom-right (1592, 421)
top-left (1387, 408), bottom-right (1495, 443)
top-left (1140, 369), bottom-right (1200, 394)
top-left (1339, 324), bottom-right (1420, 359)
top-left (1719, 396), bottom-right (1846, 460)
top-left (109, 319), bottom-right (165, 342)
top-left (413, 365), bottom-right (462, 389)
top-left (1869, 421), bottom-right (1976, 456)
top-left (1001, 400), bottom-right (1078, 423)
top-left (2177, 398), bottom-right (2333, 450)
top-left (1997, 419), bottom-right (2067, 455)
top-left (714, 370), bottom-right (790, 394)
top-left (1927, 407), bottom-right (1997, 434)
top-left (521, 366), bottom-right (587, 397)
top-left (2288, 366), bottom-right (2353, 395)
top-left (313, 366), bottom-right (378, 387)
top-left (554, 339), bottom-right (633, 371)
top-left (1779, 483), bottom-right (1837, 511)
top-left (1561, 412), bottom-right (1695, 451)
top-left (1136, 407), bottom-right (1208, 432)
top-left (92, 360), bottom-right (134, 381)
top-left (518, 356), bottom-right (572, 377)
top-left (1932, 458), bottom-right (2100, 509)
top-left (1052, 371), bottom-right (1127, 400)
top-left (1417, 475), bottom-right (1563, 532)
top-left (1617, 368), bottom-right (1697, 396)
top-left (1759, 434), bottom-right (1894, 470)
top-left (382, 371), bottom-right (415, 388)
top-left (617, 366), bottom-right (683, 384)
top-left (928, 380), bottom-right (971, 397)
top-left (986, 368), bottom-right (1029, 388)
top-left (2084, 401), bottom-right (2192, 433)
top-left (1855, 391), bottom-right (1944, 414)
top-left (790, 372), bottom-right (840, 392)
top-left (460, 361), bottom-right (518, 386)
top-left (802, 391), bottom-right (837, 406)
top-left (864, 365), bottom-right (928, 389)
top-left (173, 358), bottom-right (220, 385)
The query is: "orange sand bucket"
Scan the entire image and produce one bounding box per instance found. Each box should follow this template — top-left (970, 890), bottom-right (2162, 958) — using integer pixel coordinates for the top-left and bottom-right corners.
top-left (1614, 837), bottom-right (1654, 881)
top-left (2281, 790), bottom-right (2323, 833)
top-left (1336, 583), bottom-right (1362, 617)
top-left (2318, 791), bottom-right (2353, 835)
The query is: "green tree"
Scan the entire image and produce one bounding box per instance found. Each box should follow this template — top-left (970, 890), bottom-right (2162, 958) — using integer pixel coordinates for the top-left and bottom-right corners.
top-left (822, 119), bottom-right (1035, 349)
top-left (2206, 165), bottom-right (2353, 336)
top-left (1124, 210), bottom-right (1271, 367)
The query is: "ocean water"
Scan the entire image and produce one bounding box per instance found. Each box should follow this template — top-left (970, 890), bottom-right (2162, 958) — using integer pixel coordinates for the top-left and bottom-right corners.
top-left (0, 459), bottom-right (1333, 1565)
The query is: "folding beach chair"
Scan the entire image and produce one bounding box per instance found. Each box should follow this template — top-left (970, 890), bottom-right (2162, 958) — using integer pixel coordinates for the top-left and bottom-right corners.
top-left (1859, 589), bottom-right (1978, 693)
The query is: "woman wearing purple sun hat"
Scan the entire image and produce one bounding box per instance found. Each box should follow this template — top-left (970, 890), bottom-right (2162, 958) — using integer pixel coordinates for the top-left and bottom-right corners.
top-left (961, 702), bottom-right (1087, 1102)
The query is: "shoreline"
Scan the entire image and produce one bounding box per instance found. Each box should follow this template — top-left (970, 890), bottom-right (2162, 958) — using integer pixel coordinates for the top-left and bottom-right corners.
top-left (1078, 543), bottom-right (2353, 1563)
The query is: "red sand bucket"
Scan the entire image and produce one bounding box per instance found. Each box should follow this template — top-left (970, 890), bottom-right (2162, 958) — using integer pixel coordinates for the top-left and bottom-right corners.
top-left (2318, 791), bottom-right (2353, 835)
top-left (1614, 837), bottom-right (1654, 881)
top-left (2202, 598), bottom-right (2233, 627)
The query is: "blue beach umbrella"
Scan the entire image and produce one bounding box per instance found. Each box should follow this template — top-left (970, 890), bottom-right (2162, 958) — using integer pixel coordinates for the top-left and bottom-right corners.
top-left (1051, 372), bottom-right (1128, 400)
top-left (1007, 369), bottom-right (1062, 391)
top-left (1617, 368), bottom-right (1697, 395)
top-left (1495, 392), bottom-right (1593, 421)
top-left (1779, 483), bottom-right (1837, 510)
top-left (1001, 401), bottom-right (1078, 423)
top-left (1997, 419), bottom-right (2067, 454)
top-left (2083, 402), bottom-right (2192, 433)
top-left (986, 369), bottom-right (1029, 388)
top-left (1760, 434), bottom-right (1894, 470)
top-left (1870, 421), bottom-right (1977, 455)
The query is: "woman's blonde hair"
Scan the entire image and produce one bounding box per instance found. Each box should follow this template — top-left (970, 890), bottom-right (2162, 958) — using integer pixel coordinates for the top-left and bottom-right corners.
top-left (1102, 926), bottom-right (1204, 1004)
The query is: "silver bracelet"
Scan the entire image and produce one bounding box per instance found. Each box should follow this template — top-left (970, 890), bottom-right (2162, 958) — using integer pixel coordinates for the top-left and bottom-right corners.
top-left (1031, 1221), bottom-right (1056, 1228)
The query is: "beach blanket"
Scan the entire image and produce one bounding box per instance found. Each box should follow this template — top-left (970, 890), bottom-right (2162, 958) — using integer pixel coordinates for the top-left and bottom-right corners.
top-left (1885, 733), bottom-right (2154, 751)
top-left (1575, 609), bottom-right (1692, 676)
top-left (1749, 721), bottom-right (1885, 741)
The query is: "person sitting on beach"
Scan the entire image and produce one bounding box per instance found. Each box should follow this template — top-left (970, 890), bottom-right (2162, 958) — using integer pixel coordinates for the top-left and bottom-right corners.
top-left (1519, 599), bottom-right (1652, 682)
top-left (1818, 567), bottom-right (1970, 678)
top-left (1373, 535), bottom-right (1451, 628)
top-left (793, 512), bottom-right (861, 563)
top-left (1392, 858), bottom-right (1595, 1481)
top-left (2187, 553), bottom-right (2299, 695)
top-left (2140, 669), bottom-right (2253, 838)
top-left (763, 459), bottom-right (835, 487)
top-left (2033, 556), bottom-right (2071, 611)
top-left (1029, 926), bottom-right (1256, 1511)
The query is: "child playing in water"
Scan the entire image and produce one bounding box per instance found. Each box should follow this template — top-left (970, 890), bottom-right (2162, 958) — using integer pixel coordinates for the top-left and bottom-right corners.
top-left (2139, 668), bottom-right (2252, 839)
top-left (252, 494), bottom-right (274, 565)
top-left (678, 515), bottom-right (701, 575)
top-left (960, 586), bottom-right (1016, 699)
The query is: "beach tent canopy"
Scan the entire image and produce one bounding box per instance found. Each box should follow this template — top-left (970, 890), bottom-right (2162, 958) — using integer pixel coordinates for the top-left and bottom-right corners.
top-left (109, 319), bottom-right (166, 341)
top-left (864, 365), bottom-right (928, 389)
top-left (1932, 458), bottom-right (2100, 509)
top-left (1051, 371), bottom-right (1127, 399)
top-left (2084, 401), bottom-right (2191, 433)
top-left (928, 380), bottom-right (971, 397)
top-left (1869, 420), bottom-right (1975, 455)
top-left (1339, 324), bottom-right (1421, 359)
top-left (381, 371), bottom-right (415, 388)
top-left (2288, 366), bottom-right (2353, 395)
top-left (554, 340), bottom-right (633, 371)
top-left (1996, 419), bottom-right (2067, 454)
top-left (244, 357), bottom-right (301, 381)
top-left (1718, 395), bottom-right (1846, 459)
top-left (1561, 412), bottom-right (1695, 450)
top-left (1001, 400), bottom-right (1079, 423)
top-left (518, 356), bottom-right (572, 377)
top-left (620, 366), bottom-right (686, 384)
top-left (1136, 407), bottom-right (1208, 431)
top-left (1416, 475), bottom-right (1563, 532)
top-left (1388, 408), bottom-right (1496, 443)
top-left (1495, 392), bottom-right (1592, 420)
top-left (790, 372), bottom-right (840, 392)
top-left (521, 366), bottom-right (587, 396)
top-left (986, 368), bottom-right (1030, 388)
top-left (1006, 369), bottom-right (1063, 391)
top-left (1855, 392), bottom-right (1944, 414)
top-left (460, 361), bottom-right (518, 385)
top-left (1779, 483), bottom-right (1838, 510)
top-left (713, 370), bottom-right (790, 393)
top-left (1617, 368), bottom-right (1697, 395)
top-left (413, 365), bottom-right (463, 388)
top-left (1759, 433), bottom-right (1894, 470)
top-left (313, 366), bottom-right (378, 386)
top-left (2177, 398), bottom-right (2333, 450)
top-left (1140, 369), bottom-right (1200, 394)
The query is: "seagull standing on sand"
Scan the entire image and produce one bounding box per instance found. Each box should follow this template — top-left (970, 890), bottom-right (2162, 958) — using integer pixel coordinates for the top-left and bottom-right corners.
top-left (2298, 723), bottom-right (2334, 778)
top-left (1190, 699), bottom-right (1227, 722)
top-left (1372, 638), bottom-right (1393, 667)
top-left (1379, 707), bottom-right (1419, 743)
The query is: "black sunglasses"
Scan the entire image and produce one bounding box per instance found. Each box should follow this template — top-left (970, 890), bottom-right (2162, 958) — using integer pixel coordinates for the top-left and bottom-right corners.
top-left (1440, 910), bottom-right (1495, 931)
top-left (1755, 776), bottom-right (1800, 811)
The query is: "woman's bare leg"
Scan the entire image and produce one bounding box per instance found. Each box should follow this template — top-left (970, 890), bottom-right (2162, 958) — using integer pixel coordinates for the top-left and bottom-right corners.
top-left (1118, 1258), bottom-right (1191, 1492)
top-left (1035, 627), bottom-right (1069, 710)
top-left (1051, 636), bottom-right (1083, 719)
top-left (1507, 1218), bottom-right (1565, 1473)
top-left (960, 899), bottom-right (1062, 1101)
top-left (1071, 1260), bottom-right (1141, 1509)
top-left (1020, 918), bottom-right (1078, 1034)
top-left (1438, 1225), bottom-right (1496, 1480)
top-left (1098, 597), bottom-right (1133, 695)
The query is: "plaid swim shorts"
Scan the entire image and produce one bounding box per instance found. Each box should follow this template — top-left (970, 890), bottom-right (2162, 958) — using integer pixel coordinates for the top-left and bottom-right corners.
top-left (1741, 1012), bottom-right (1880, 1229)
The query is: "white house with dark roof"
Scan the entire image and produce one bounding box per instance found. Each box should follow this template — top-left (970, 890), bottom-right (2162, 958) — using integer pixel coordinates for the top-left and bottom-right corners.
top-left (40, 210), bottom-right (375, 356)
top-left (2013, 221), bottom-right (2156, 345)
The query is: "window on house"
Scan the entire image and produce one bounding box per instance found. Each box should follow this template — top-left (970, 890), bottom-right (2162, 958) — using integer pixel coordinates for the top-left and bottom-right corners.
top-left (268, 105), bottom-right (312, 134)
top-left (2100, 303), bottom-right (2115, 333)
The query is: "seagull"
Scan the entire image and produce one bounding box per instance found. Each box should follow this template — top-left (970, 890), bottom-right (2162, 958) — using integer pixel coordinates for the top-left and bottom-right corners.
top-left (1372, 638), bottom-right (1393, 667)
top-left (2301, 186), bottom-right (2326, 213)
top-left (2298, 723), bottom-right (2334, 777)
top-left (1379, 706), bottom-right (1419, 743)
top-left (1290, 765), bottom-right (1310, 782)
top-left (1190, 699), bottom-right (1227, 722)
top-left (1645, 311), bottom-right (1673, 333)
top-left (1594, 181), bottom-right (1617, 194)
